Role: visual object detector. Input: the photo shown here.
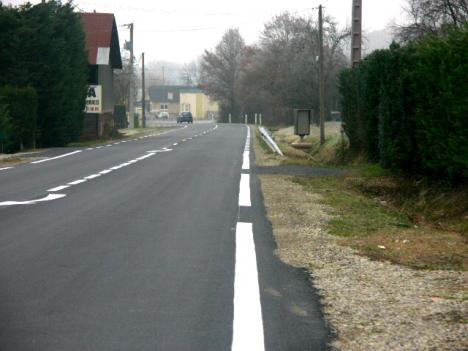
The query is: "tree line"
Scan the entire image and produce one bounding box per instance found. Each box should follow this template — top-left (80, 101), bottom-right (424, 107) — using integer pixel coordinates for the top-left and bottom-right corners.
top-left (0, 0), bottom-right (88, 153)
top-left (340, 0), bottom-right (467, 181)
top-left (199, 12), bottom-right (348, 125)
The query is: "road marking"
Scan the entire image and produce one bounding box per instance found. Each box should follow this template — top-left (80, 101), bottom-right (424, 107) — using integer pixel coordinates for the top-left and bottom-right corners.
top-left (99, 169), bottom-right (113, 174)
top-left (0, 193), bottom-right (66, 206)
top-left (96, 146), bottom-right (103, 149)
top-left (232, 222), bottom-right (265, 351)
top-left (239, 174), bottom-right (251, 206)
top-left (68, 179), bottom-right (86, 185)
top-left (31, 150), bottom-right (82, 164)
top-left (0, 167), bottom-right (14, 171)
top-left (242, 152), bottom-right (250, 170)
top-left (47, 185), bottom-right (70, 192)
top-left (86, 147), bottom-right (94, 151)
top-left (84, 174), bottom-right (101, 179)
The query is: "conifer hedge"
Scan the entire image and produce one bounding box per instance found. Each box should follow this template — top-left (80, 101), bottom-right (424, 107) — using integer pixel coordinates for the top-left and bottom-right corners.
top-left (339, 27), bottom-right (468, 181)
top-left (0, 1), bottom-right (88, 150)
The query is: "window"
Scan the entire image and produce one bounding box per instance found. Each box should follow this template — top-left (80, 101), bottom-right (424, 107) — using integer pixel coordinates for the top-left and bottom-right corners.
top-left (168, 92), bottom-right (173, 100)
top-left (160, 104), bottom-right (168, 110)
top-left (181, 103), bottom-right (190, 112)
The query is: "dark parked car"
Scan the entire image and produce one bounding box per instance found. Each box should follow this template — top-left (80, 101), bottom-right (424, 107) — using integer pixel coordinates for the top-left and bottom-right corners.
top-left (177, 112), bottom-right (193, 124)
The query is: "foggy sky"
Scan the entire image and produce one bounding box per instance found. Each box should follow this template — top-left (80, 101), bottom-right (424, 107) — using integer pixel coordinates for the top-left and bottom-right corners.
top-left (5, 0), bottom-right (407, 65)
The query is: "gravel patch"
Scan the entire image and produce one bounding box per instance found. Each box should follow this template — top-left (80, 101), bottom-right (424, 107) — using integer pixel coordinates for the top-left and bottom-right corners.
top-left (259, 174), bottom-right (468, 351)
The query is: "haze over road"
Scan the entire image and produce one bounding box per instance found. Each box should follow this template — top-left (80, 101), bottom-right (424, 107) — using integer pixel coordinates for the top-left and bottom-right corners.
top-left (0, 123), bottom-right (327, 350)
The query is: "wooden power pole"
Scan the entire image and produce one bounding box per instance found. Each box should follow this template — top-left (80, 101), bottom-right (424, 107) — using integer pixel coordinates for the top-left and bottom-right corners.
top-left (142, 52), bottom-right (146, 128)
top-left (318, 5), bottom-right (325, 145)
top-left (128, 23), bottom-right (134, 128)
top-left (351, 0), bottom-right (362, 67)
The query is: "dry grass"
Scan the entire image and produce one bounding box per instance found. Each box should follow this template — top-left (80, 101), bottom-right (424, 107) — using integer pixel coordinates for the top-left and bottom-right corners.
top-left (253, 128), bottom-right (468, 271)
top-left (272, 122), bottom-right (346, 166)
top-left (295, 176), bottom-right (468, 271)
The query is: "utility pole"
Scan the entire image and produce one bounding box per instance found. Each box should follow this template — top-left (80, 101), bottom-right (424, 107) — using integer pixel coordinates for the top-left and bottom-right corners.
top-left (125, 23), bottom-right (135, 128)
top-left (351, 0), bottom-right (362, 67)
top-left (318, 5), bottom-right (325, 145)
top-left (142, 52), bottom-right (146, 128)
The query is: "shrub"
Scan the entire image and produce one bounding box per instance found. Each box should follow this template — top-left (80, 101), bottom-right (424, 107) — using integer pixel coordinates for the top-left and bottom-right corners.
top-left (0, 86), bottom-right (38, 152)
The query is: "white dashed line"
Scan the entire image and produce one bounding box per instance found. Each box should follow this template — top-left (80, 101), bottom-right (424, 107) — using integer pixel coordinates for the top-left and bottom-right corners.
top-left (47, 185), bottom-right (70, 192)
top-left (232, 222), bottom-right (265, 351)
top-left (84, 174), bottom-right (101, 179)
top-left (68, 179), bottom-right (87, 185)
top-left (0, 167), bottom-right (13, 171)
top-left (239, 174), bottom-right (251, 207)
top-left (242, 152), bottom-right (250, 170)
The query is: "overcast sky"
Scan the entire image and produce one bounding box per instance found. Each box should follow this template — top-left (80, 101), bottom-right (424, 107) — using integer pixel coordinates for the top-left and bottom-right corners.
top-left (6, 0), bottom-right (407, 65)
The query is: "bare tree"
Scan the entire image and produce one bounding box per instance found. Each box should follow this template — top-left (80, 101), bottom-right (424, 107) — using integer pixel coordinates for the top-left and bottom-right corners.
top-left (200, 28), bottom-right (245, 119)
top-left (180, 60), bottom-right (200, 86)
top-left (395, 0), bottom-right (468, 42)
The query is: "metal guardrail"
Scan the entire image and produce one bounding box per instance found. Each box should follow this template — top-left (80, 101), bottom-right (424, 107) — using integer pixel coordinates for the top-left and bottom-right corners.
top-left (259, 127), bottom-right (284, 156)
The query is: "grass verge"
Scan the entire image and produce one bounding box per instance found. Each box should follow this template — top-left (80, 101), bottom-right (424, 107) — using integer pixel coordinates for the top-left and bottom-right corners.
top-left (293, 175), bottom-right (467, 271)
top-left (256, 125), bottom-right (468, 271)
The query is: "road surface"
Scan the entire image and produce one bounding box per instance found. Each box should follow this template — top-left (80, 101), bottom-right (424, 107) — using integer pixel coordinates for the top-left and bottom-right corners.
top-left (0, 123), bottom-right (328, 350)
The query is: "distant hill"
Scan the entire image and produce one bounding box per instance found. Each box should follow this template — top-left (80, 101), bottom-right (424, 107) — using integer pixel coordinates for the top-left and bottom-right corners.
top-left (363, 29), bottom-right (394, 56)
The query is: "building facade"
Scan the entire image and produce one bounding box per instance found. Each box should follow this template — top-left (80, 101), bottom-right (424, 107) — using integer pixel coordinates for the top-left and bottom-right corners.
top-left (148, 86), bottom-right (219, 120)
top-left (81, 12), bottom-right (122, 138)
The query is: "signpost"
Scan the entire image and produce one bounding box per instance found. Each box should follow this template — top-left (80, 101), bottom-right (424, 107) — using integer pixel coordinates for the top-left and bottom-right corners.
top-left (294, 109), bottom-right (311, 141)
top-left (85, 85), bottom-right (102, 113)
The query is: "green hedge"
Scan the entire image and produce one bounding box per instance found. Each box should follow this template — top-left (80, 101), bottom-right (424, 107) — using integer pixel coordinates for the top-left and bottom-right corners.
top-left (0, 86), bottom-right (38, 153)
top-left (339, 27), bottom-right (468, 181)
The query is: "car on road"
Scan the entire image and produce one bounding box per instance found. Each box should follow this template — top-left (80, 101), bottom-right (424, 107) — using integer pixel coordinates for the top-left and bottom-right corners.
top-left (156, 111), bottom-right (170, 120)
top-left (177, 112), bottom-right (193, 124)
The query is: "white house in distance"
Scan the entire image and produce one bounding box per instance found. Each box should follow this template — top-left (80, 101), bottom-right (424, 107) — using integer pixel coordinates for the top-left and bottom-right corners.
top-left (148, 85), bottom-right (219, 120)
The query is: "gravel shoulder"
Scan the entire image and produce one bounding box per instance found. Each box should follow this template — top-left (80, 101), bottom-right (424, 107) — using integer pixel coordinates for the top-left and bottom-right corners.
top-left (253, 127), bottom-right (467, 350)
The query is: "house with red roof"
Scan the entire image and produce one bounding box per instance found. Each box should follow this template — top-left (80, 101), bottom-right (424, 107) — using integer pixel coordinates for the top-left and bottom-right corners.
top-left (80, 12), bottom-right (122, 138)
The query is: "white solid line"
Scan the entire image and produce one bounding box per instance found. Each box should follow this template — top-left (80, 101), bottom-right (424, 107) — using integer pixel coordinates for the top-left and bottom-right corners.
top-left (120, 162), bottom-right (131, 167)
top-left (242, 152), bottom-right (250, 170)
top-left (96, 146), bottom-right (103, 149)
top-left (86, 148), bottom-right (93, 151)
top-left (99, 169), bottom-right (113, 174)
top-left (47, 185), bottom-right (70, 192)
top-left (0, 167), bottom-right (13, 171)
top-left (85, 174), bottom-right (101, 179)
top-left (239, 174), bottom-right (251, 206)
top-left (173, 143), bottom-right (178, 146)
top-left (68, 179), bottom-right (86, 185)
top-left (232, 222), bottom-right (265, 351)
top-left (0, 193), bottom-right (66, 206)
top-left (31, 150), bottom-right (82, 164)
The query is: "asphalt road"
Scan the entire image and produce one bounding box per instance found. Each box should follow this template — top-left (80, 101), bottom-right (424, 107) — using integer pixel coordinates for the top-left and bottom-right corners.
top-left (0, 123), bottom-right (328, 350)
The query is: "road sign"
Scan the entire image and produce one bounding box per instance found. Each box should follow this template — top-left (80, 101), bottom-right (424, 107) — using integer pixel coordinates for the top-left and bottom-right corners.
top-left (85, 85), bottom-right (102, 113)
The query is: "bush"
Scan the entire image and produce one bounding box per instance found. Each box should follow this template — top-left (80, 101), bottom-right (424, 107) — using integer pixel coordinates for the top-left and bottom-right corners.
top-left (339, 27), bottom-right (468, 182)
top-left (114, 105), bottom-right (128, 128)
top-left (0, 99), bottom-right (12, 153)
top-left (0, 86), bottom-right (38, 152)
